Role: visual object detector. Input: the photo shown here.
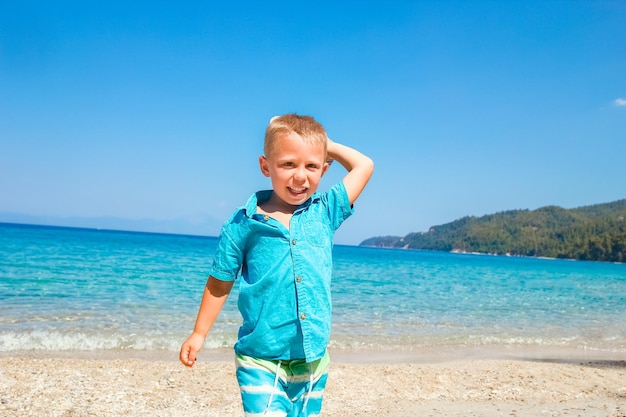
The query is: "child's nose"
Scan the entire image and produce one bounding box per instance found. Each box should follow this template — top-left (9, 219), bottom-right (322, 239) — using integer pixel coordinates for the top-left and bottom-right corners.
top-left (293, 167), bottom-right (306, 181)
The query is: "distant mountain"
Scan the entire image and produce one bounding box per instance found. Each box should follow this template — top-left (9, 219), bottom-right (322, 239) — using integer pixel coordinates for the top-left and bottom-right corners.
top-left (360, 199), bottom-right (626, 263)
top-left (0, 212), bottom-right (223, 237)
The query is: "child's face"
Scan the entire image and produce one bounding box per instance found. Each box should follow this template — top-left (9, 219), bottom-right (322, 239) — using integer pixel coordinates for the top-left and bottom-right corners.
top-left (259, 132), bottom-right (328, 210)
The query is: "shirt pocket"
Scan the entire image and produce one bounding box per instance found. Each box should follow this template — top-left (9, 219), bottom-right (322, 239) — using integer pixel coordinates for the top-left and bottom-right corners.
top-left (303, 221), bottom-right (332, 247)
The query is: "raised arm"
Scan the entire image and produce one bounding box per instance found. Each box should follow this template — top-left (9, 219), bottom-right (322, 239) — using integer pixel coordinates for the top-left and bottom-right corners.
top-left (327, 140), bottom-right (374, 205)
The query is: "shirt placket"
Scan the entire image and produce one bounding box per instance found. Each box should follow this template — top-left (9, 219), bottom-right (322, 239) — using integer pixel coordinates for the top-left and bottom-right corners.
top-left (289, 211), bottom-right (313, 361)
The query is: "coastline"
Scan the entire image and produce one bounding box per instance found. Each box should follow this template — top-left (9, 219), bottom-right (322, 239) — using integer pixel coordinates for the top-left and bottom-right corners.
top-left (2, 342), bottom-right (625, 363)
top-left (3, 223), bottom-right (625, 415)
top-left (1, 347), bottom-right (625, 417)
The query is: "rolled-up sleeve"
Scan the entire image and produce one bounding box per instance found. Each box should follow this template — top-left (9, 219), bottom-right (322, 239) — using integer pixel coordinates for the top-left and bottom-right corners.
top-left (209, 220), bottom-right (244, 282)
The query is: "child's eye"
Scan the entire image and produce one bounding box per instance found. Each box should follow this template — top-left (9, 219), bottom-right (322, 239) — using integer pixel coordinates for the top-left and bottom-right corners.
top-left (283, 162), bottom-right (295, 167)
top-left (307, 164), bottom-right (319, 170)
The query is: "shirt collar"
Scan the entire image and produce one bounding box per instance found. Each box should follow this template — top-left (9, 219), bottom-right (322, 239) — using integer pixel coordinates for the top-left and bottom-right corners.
top-left (242, 190), bottom-right (321, 217)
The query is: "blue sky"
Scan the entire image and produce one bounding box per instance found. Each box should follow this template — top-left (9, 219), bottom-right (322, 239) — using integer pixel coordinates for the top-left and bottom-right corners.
top-left (1, 1), bottom-right (625, 245)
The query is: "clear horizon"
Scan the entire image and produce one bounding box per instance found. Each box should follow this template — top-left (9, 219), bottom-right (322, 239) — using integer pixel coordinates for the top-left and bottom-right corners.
top-left (2, 194), bottom-right (625, 244)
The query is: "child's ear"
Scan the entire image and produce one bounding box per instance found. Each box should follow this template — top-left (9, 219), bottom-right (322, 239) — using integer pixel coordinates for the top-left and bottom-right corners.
top-left (259, 156), bottom-right (271, 177)
top-left (321, 161), bottom-right (330, 177)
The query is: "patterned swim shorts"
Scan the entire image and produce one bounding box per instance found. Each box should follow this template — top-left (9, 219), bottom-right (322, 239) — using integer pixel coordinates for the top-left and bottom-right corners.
top-left (235, 350), bottom-right (330, 417)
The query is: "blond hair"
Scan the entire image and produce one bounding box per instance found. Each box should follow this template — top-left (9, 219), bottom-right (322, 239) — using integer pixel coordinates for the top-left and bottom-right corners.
top-left (264, 114), bottom-right (328, 157)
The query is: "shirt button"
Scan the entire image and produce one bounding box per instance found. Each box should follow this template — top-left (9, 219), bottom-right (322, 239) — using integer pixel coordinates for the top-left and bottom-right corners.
top-left (296, 276), bottom-right (302, 283)
top-left (292, 239), bottom-right (297, 245)
top-left (300, 313), bottom-right (307, 320)
top-left (263, 215), bottom-right (269, 221)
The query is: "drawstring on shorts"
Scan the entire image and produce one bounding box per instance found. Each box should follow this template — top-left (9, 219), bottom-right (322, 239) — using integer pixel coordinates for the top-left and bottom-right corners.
top-left (262, 360), bottom-right (315, 415)
top-left (263, 360), bottom-right (282, 416)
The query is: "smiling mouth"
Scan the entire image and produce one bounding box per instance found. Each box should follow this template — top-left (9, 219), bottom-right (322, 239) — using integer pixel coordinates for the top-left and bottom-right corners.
top-left (288, 187), bottom-right (307, 195)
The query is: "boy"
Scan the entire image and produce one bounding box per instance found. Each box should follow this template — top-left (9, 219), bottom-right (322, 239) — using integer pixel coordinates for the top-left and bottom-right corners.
top-left (180, 114), bottom-right (374, 416)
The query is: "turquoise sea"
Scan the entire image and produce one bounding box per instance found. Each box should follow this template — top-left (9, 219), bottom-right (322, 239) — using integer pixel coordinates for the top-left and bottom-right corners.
top-left (1, 222), bottom-right (625, 360)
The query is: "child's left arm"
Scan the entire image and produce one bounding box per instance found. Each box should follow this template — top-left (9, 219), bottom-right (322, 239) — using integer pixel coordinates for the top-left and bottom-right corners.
top-left (327, 140), bottom-right (374, 205)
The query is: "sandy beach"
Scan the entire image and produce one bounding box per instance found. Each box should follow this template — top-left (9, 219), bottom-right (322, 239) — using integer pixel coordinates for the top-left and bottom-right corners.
top-left (1, 351), bottom-right (625, 417)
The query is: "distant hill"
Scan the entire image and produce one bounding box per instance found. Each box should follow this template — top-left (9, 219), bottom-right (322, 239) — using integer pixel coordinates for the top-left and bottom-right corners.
top-left (360, 199), bottom-right (626, 263)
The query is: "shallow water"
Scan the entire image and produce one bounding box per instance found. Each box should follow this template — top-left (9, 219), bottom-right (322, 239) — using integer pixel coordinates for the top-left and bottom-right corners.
top-left (1, 223), bottom-right (625, 356)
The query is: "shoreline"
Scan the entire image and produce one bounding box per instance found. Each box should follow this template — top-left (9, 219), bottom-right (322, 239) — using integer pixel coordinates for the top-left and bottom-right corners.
top-left (2, 343), bottom-right (625, 364)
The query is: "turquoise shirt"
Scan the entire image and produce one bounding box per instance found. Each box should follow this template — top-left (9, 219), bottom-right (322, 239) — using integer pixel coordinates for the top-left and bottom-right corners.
top-left (209, 182), bottom-right (353, 362)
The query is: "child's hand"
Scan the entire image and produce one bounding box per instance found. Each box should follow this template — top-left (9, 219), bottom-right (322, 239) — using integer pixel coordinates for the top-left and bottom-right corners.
top-left (324, 140), bottom-right (374, 205)
top-left (179, 332), bottom-right (205, 367)
top-left (326, 137), bottom-right (335, 166)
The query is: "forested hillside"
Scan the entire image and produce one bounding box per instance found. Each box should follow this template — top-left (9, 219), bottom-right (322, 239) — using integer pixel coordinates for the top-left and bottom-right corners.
top-left (360, 199), bottom-right (626, 263)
